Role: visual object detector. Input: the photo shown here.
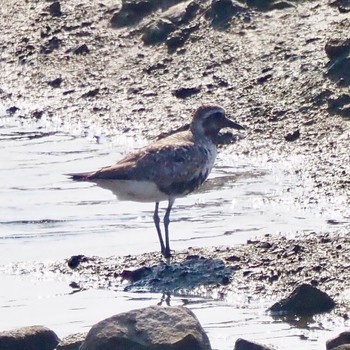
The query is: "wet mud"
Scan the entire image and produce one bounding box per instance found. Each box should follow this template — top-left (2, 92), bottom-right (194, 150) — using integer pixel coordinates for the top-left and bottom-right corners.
top-left (8, 228), bottom-right (346, 321)
top-left (1, 0), bottom-right (350, 202)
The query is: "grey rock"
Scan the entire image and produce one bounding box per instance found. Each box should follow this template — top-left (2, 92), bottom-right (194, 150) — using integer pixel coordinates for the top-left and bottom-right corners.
top-left (0, 325), bottom-right (59, 350)
top-left (268, 283), bottom-right (336, 316)
top-left (327, 331), bottom-right (350, 350)
top-left (56, 332), bottom-right (86, 350)
top-left (142, 19), bottom-right (176, 45)
top-left (79, 305), bottom-right (212, 350)
top-left (234, 338), bottom-right (275, 350)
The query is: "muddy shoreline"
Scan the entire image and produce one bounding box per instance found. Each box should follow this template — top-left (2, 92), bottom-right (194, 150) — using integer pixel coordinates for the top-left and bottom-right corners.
top-left (7, 227), bottom-right (347, 320)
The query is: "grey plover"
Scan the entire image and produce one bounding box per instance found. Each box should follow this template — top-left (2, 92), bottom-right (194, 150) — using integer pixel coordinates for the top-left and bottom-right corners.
top-left (68, 105), bottom-right (244, 257)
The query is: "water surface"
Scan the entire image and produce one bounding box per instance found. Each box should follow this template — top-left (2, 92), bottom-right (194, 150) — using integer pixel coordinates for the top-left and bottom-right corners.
top-left (0, 115), bottom-right (348, 349)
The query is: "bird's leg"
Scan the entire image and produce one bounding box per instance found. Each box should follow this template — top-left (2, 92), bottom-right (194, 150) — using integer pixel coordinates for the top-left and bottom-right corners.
top-left (163, 198), bottom-right (175, 258)
top-left (153, 202), bottom-right (166, 255)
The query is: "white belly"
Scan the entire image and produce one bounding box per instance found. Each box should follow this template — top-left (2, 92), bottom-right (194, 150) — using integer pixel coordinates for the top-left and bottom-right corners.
top-left (93, 179), bottom-right (169, 203)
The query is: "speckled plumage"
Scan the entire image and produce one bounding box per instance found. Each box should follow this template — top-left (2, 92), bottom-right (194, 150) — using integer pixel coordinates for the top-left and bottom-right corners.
top-left (68, 105), bottom-right (244, 257)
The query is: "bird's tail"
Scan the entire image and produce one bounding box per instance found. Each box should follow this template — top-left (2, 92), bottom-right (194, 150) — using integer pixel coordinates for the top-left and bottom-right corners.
top-left (66, 172), bottom-right (94, 181)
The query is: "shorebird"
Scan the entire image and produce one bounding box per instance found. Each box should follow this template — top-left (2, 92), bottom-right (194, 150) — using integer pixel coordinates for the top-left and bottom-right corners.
top-left (68, 105), bottom-right (244, 257)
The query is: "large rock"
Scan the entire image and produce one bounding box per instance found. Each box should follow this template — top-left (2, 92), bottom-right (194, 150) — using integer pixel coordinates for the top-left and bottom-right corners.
top-left (268, 283), bottom-right (336, 316)
top-left (327, 332), bottom-right (350, 350)
top-left (79, 305), bottom-right (212, 350)
top-left (0, 325), bottom-right (59, 350)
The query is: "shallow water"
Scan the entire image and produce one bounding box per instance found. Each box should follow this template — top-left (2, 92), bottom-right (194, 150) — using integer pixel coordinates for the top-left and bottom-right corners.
top-left (0, 115), bottom-right (349, 349)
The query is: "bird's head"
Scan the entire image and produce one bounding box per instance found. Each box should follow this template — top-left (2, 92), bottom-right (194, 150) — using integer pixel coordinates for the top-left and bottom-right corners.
top-left (191, 105), bottom-right (245, 143)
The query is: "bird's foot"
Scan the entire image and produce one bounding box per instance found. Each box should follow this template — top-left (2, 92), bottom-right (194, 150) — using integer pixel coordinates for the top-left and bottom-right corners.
top-left (161, 248), bottom-right (174, 259)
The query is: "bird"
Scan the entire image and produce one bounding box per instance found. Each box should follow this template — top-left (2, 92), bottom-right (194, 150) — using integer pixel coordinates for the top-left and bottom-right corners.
top-left (68, 105), bottom-right (245, 258)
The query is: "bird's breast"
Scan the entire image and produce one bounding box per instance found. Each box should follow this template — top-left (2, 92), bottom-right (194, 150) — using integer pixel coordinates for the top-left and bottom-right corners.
top-left (159, 169), bottom-right (210, 197)
top-left (159, 143), bottom-right (216, 197)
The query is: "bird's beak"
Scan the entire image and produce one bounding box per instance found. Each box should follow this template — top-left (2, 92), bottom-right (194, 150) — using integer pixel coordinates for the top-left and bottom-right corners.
top-left (224, 115), bottom-right (245, 131)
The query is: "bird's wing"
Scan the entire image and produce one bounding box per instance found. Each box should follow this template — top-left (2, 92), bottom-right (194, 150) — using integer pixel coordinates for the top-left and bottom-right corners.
top-left (85, 139), bottom-right (210, 187)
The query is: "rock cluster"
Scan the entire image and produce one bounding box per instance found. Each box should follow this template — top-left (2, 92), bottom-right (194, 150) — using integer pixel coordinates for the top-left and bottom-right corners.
top-left (0, 306), bottom-right (211, 350)
top-left (2, 307), bottom-right (349, 350)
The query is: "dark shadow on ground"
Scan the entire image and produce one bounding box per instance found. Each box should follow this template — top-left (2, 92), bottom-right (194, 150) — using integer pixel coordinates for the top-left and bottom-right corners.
top-left (121, 255), bottom-right (237, 294)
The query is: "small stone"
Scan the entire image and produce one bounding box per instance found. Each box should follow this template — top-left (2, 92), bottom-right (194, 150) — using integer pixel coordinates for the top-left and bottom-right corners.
top-left (72, 44), bottom-right (90, 55)
top-left (81, 88), bottom-right (99, 98)
top-left (67, 255), bottom-right (88, 269)
top-left (257, 74), bottom-right (272, 84)
top-left (144, 62), bottom-right (167, 74)
top-left (225, 255), bottom-right (241, 262)
top-left (259, 242), bottom-right (272, 249)
top-left (41, 36), bottom-right (62, 54)
top-left (48, 1), bottom-right (62, 17)
top-left (6, 106), bottom-right (20, 114)
top-left (32, 110), bottom-right (44, 119)
top-left (284, 129), bottom-right (300, 142)
top-left (120, 266), bottom-right (152, 282)
top-left (173, 86), bottom-right (201, 99)
top-left (48, 77), bottom-right (63, 88)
